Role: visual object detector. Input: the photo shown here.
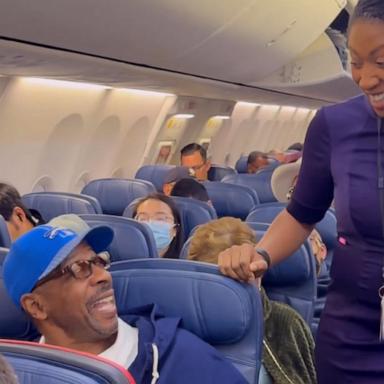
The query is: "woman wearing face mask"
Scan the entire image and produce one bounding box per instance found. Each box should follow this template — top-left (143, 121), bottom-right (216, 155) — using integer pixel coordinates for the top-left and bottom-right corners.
top-left (133, 193), bottom-right (183, 258)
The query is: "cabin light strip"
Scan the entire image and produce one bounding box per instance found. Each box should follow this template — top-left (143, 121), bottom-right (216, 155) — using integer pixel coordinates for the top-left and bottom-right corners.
top-left (115, 88), bottom-right (174, 97)
top-left (22, 77), bottom-right (111, 90)
top-left (22, 77), bottom-right (174, 96)
top-left (173, 114), bottom-right (195, 119)
top-left (212, 115), bottom-right (230, 119)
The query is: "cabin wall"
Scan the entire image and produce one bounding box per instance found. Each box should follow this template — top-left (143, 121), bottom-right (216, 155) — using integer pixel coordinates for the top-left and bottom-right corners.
top-left (210, 102), bottom-right (316, 166)
top-left (0, 76), bottom-right (175, 193)
top-left (0, 76), bottom-right (316, 195)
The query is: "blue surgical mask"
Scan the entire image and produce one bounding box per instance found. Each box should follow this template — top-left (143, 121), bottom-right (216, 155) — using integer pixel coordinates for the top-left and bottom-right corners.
top-left (145, 221), bottom-right (175, 252)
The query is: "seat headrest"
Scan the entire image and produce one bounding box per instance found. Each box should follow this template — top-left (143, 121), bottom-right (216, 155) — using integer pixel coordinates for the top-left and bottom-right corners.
top-left (22, 193), bottom-right (101, 222)
top-left (112, 263), bottom-right (257, 344)
top-left (82, 178), bottom-right (156, 215)
top-left (207, 165), bottom-right (236, 181)
top-left (135, 165), bottom-right (175, 192)
top-left (263, 244), bottom-right (311, 286)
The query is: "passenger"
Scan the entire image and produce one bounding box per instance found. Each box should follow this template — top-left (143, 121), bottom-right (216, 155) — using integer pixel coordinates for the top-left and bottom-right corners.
top-left (271, 160), bottom-right (328, 274)
top-left (286, 142), bottom-right (303, 152)
top-left (2, 217), bottom-right (247, 384)
top-left (132, 193), bottom-right (183, 258)
top-left (188, 217), bottom-right (316, 384)
top-left (180, 143), bottom-right (211, 181)
top-left (0, 183), bottom-right (45, 241)
top-left (170, 178), bottom-right (212, 206)
top-left (218, 1), bottom-right (384, 382)
top-left (247, 151), bottom-right (269, 173)
top-left (0, 354), bottom-right (18, 384)
top-left (162, 166), bottom-right (194, 196)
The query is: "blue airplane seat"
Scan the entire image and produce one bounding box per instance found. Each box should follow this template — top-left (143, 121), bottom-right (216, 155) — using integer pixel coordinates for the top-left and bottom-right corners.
top-left (222, 173), bottom-right (277, 203)
top-left (0, 216), bottom-right (11, 248)
top-left (207, 164), bottom-right (237, 181)
top-left (247, 222), bottom-right (317, 325)
top-left (0, 260), bottom-right (39, 340)
top-left (203, 182), bottom-right (260, 220)
top-left (0, 340), bottom-right (135, 384)
top-left (111, 258), bottom-right (263, 384)
top-left (81, 178), bottom-right (156, 215)
top-left (79, 214), bottom-right (158, 261)
top-left (135, 164), bottom-right (175, 192)
top-left (247, 203), bottom-right (337, 260)
top-left (235, 156), bottom-right (248, 173)
top-left (22, 192), bottom-right (102, 222)
top-left (123, 196), bottom-right (217, 240)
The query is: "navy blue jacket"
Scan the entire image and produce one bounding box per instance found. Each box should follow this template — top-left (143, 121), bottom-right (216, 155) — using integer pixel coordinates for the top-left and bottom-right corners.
top-left (125, 305), bottom-right (247, 384)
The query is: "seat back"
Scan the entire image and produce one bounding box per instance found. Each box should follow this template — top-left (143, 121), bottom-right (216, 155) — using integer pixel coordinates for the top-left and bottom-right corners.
top-left (171, 196), bottom-right (217, 239)
top-left (203, 182), bottom-right (259, 220)
top-left (0, 216), bottom-right (11, 248)
top-left (124, 196), bottom-right (217, 240)
top-left (247, 203), bottom-right (337, 260)
top-left (0, 340), bottom-right (135, 384)
top-left (0, 258), bottom-right (38, 340)
top-left (245, 202), bottom-right (287, 223)
top-left (235, 156), bottom-right (248, 173)
top-left (247, 222), bottom-right (317, 325)
top-left (135, 165), bottom-right (175, 192)
top-left (82, 178), bottom-right (156, 215)
top-left (79, 214), bottom-right (158, 261)
top-left (207, 164), bottom-right (236, 181)
top-left (22, 192), bottom-right (101, 223)
top-left (111, 258), bottom-right (263, 384)
top-left (222, 173), bottom-right (277, 203)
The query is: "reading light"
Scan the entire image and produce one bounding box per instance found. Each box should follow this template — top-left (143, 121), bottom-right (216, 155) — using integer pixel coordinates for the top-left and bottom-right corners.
top-left (212, 115), bottom-right (230, 119)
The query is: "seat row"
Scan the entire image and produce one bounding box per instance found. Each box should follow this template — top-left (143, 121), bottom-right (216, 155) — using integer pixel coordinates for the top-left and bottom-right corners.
top-left (0, 257), bottom-right (263, 384)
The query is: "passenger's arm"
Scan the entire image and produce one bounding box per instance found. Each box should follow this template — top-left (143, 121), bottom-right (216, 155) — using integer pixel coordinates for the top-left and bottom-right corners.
top-left (218, 209), bottom-right (313, 282)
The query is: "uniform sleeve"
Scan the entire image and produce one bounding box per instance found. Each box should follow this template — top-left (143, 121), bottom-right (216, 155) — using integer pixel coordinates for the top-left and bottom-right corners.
top-left (287, 108), bottom-right (334, 224)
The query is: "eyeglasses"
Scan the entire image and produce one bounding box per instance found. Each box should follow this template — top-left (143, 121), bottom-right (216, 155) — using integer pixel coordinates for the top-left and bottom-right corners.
top-left (34, 252), bottom-right (111, 289)
top-left (189, 162), bottom-right (206, 172)
top-left (135, 213), bottom-right (174, 223)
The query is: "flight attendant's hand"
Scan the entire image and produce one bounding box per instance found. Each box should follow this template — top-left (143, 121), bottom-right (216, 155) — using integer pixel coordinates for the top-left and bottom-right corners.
top-left (218, 243), bottom-right (269, 282)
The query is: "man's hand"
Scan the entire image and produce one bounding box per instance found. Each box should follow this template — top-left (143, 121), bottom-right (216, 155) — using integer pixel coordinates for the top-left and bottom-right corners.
top-left (218, 243), bottom-right (269, 282)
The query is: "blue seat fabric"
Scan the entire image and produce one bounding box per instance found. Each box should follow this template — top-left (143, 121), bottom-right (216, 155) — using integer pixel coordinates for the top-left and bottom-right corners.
top-left (111, 258), bottom-right (263, 384)
top-left (207, 165), bottom-right (236, 181)
top-left (135, 165), bottom-right (175, 192)
top-left (82, 178), bottom-right (156, 216)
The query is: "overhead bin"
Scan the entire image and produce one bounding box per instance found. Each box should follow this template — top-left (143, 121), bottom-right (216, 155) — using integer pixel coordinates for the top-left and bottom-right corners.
top-left (253, 32), bottom-right (361, 102)
top-left (0, 0), bottom-right (346, 83)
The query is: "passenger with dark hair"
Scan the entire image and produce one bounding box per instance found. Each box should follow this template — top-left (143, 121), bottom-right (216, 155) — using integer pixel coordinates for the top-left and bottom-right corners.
top-left (0, 354), bottom-right (18, 384)
top-left (180, 143), bottom-right (211, 181)
top-left (2, 216), bottom-right (247, 384)
top-left (133, 193), bottom-right (183, 258)
top-left (247, 151), bottom-right (269, 173)
top-left (171, 178), bottom-right (211, 205)
top-left (218, 1), bottom-right (384, 382)
top-left (0, 183), bottom-right (45, 241)
top-left (162, 166), bottom-right (194, 196)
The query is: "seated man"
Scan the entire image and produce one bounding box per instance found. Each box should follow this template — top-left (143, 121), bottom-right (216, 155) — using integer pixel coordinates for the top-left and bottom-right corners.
top-left (180, 143), bottom-right (211, 181)
top-left (162, 166), bottom-right (194, 196)
top-left (0, 183), bottom-right (45, 241)
top-left (188, 217), bottom-right (317, 384)
top-left (3, 216), bottom-right (247, 384)
top-left (247, 151), bottom-right (269, 174)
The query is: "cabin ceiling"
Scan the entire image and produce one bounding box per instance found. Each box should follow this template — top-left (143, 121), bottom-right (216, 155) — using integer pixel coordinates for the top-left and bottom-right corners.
top-left (0, 0), bottom-right (361, 108)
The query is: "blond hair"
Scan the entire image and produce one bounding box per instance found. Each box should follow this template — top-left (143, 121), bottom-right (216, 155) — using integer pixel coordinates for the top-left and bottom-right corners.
top-left (188, 217), bottom-right (257, 264)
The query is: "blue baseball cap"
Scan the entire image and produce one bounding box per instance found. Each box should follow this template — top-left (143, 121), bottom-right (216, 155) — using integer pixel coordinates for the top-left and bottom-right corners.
top-left (3, 222), bottom-right (114, 308)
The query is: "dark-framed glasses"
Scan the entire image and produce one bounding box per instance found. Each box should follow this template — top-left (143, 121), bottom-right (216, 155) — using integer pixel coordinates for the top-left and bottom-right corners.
top-left (34, 252), bottom-right (111, 289)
